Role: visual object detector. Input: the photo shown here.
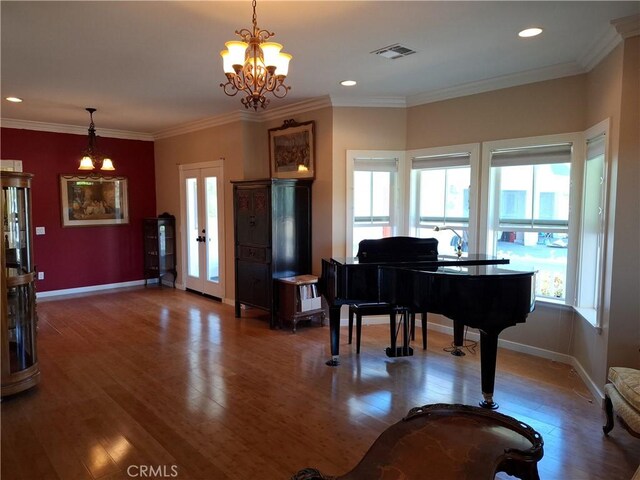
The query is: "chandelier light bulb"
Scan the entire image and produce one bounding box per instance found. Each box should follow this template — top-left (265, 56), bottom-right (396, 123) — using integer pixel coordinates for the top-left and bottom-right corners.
top-left (101, 158), bottom-right (115, 171)
top-left (79, 156), bottom-right (95, 170)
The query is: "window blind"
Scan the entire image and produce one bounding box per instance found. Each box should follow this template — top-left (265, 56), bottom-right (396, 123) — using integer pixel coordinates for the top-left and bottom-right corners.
top-left (586, 133), bottom-right (606, 160)
top-left (412, 152), bottom-right (470, 170)
top-left (354, 158), bottom-right (398, 172)
top-left (491, 143), bottom-right (572, 167)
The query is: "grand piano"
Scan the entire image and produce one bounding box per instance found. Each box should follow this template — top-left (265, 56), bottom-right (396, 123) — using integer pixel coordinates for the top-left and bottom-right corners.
top-left (320, 236), bottom-right (536, 409)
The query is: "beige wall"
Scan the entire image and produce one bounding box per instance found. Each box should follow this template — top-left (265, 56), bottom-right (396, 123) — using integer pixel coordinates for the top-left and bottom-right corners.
top-left (154, 108), bottom-right (334, 302)
top-left (153, 35), bottom-right (638, 390)
top-left (154, 121), bottom-right (247, 302)
top-left (407, 75), bottom-right (587, 148)
top-left (573, 43), bottom-right (624, 385)
top-left (607, 36), bottom-right (640, 370)
top-left (572, 36), bottom-right (640, 387)
top-left (331, 107), bottom-right (408, 258)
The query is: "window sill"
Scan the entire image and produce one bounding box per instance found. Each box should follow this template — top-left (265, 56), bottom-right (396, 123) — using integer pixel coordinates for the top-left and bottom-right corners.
top-left (574, 306), bottom-right (601, 331)
top-left (535, 297), bottom-right (572, 311)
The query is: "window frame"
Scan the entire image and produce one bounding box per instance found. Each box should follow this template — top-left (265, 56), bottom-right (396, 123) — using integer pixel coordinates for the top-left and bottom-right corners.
top-left (407, 143), bottom-right (480, 253)
top-left (575, 119), bottom-right (610, 328)
top-left (479, 133), bottom-right (583, 305)
top-left (344, 127), bottom-right (609, 324)
top-left (346, 150), bottom-right (407, 258)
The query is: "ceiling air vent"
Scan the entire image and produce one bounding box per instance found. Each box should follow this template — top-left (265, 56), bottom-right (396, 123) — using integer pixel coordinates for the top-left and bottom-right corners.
top-left (371, 43), bottom-right (416, 60)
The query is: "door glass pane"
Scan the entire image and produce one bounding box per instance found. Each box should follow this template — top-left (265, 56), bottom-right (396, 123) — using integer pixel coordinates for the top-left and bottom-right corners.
top-left (205, 176), bottom-right (219, 282)
top-left (186, 177), bottom-right (199, 277)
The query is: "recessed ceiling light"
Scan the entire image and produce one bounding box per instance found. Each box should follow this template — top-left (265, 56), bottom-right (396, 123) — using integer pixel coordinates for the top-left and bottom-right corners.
top-left (341, 80), bottom-right (357, 87)
top-left (518, 27), bottom-right (543, 38)
top-left (5, 97), bottom-right (23, 103)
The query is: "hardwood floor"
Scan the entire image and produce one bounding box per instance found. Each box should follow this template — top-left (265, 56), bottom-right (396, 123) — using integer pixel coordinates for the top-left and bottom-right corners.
top-left (2, 287), bottom-right (638, 479)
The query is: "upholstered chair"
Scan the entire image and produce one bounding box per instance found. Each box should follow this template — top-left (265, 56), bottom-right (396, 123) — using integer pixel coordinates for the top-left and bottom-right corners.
top-left (603, 366), bottom-right (640, 438)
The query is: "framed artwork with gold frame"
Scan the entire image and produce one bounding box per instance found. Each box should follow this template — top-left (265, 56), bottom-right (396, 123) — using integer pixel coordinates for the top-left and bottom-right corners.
top-left (60, 174), bottom-right (129, 227)
top-left (269, 119), bottom-right (315, 179)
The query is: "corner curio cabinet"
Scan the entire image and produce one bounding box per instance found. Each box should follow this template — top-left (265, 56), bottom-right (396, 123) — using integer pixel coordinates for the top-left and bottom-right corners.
top-left (1, 172), bottom-right (40, 397)
top-left (143, 213), bottom-right (177, 287)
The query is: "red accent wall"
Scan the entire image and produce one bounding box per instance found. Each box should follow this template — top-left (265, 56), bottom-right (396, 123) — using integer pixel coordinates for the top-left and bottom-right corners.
top-left (1, 127), bottom-right (156, 292)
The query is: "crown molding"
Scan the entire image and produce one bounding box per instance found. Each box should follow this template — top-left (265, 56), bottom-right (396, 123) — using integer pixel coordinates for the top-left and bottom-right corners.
top-left (153, 97), bottom-right (332, 139)
top-left (611, 14), bottom-right (640, 39)
top-left (257, 96), bottom-right (333, 122)
top-left (406, 62), bottom-right (585, 108)
top-left (329, 95), bottom-right (406, 108)
top-left (0, 118), bottom-right (154, 141)
top-left (153, 110), bottom-right (258, 140)
top-left (578, 24), bottom-right (623, 72)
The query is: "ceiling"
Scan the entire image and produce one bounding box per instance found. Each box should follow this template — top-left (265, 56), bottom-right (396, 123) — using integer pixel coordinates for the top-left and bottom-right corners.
top-left (1, 1), bottom-right (638, 137)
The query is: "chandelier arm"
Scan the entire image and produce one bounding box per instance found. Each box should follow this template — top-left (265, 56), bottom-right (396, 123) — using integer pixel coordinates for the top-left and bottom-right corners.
top-left (255, 29), bottom-right (274, 42)
top-left (271, 81), bottom-right (291, 99)
top-left (220, 81), bottom-right (240, 96)
top-left (232, 70), bottom-right (250, 91)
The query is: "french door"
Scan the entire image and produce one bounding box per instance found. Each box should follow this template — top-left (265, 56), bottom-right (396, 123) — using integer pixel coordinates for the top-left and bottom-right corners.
top-left (180, 163), bottom-right (225, 299)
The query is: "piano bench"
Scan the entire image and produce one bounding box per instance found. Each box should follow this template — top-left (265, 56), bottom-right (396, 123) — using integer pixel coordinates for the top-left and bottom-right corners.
top-left (348, 303), bottom-right (427, 354)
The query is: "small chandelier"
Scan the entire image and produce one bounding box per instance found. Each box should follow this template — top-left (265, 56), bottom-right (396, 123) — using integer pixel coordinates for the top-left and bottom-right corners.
top-left (220, 0), bottom-right (292, 110)
top-left (78, 108), bottom-right (115, 171)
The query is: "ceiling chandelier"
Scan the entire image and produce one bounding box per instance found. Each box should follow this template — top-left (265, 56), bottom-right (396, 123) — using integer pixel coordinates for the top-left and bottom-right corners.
top-left (78, 108), bottom-right (114, 171)
top-left (220, 0), bottom-right (292, 110)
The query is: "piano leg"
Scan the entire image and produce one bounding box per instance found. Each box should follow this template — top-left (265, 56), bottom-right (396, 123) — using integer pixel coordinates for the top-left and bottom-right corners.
top-left (326, 304), bottom-right (341, 366)
top-left (451, 321), bottom-right (466, 356)
top-left (479, 330), bottom-right (500, 410)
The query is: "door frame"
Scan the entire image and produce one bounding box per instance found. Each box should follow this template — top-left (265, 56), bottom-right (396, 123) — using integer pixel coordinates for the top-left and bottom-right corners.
top-left (178, 160), bottom-right (226, 300)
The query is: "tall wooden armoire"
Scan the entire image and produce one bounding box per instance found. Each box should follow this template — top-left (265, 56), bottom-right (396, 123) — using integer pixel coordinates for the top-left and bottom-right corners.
top-left (232, 178), bottom-right (312, 327)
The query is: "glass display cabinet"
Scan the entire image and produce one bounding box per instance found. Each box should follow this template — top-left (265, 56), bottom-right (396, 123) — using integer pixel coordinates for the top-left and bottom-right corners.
top-left (1, 172), bottom-right (40, 397)
top-left (143, 213), bottom-right (177, 287)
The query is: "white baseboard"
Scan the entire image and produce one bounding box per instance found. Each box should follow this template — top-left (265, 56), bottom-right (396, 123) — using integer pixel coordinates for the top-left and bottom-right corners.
top-left (37, 279), bottom-right (149, 299)
top-left (349, 314), bottom-right (603, 405)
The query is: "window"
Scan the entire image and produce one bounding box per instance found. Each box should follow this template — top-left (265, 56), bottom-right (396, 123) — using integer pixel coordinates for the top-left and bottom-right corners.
top-left (346, 152), bottom-right (404, 257)
top-left (409, 145), bottom-right (479, 256)
top-left (346, 130), bottom-right (606, 318)
top-left (575, 120), bottom-right (609, 327)
top-left (483, 139), bottom-right (577, 302)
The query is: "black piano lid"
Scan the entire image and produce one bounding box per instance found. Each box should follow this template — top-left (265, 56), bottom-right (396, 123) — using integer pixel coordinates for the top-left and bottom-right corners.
top-left (329, 253), bottom-right (510, 266)
top-left (381, 264), bottom-right (537, 277)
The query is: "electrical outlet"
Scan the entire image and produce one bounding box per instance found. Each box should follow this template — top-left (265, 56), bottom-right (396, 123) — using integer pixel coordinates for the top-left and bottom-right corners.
top-left (37, 272), bottom-right (44, 280)
top-left (35, 226), bottom-right (46, 235)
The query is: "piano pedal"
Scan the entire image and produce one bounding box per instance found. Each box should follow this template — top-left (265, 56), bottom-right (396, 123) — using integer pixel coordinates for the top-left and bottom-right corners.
top-left (385, 346), bottom-right (414, 358)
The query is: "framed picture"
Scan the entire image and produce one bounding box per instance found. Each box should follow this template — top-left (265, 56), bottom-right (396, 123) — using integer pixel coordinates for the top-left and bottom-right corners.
top-left (60, 174), bottom-right (129, 227)
top-left (269, 119), bottom-right (315, 179)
